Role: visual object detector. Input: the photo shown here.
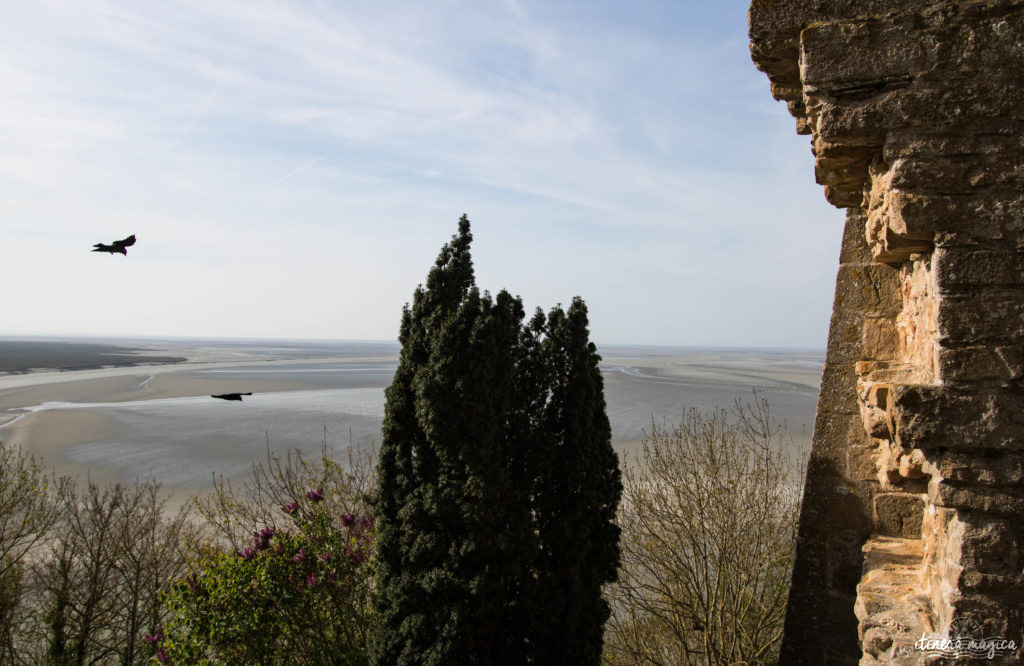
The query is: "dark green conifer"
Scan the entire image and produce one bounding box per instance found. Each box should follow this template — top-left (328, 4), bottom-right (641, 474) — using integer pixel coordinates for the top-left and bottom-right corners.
top-left (529, 298), bottom-right (622, 664)
top-left (372, 216), bottom-right (620, 666)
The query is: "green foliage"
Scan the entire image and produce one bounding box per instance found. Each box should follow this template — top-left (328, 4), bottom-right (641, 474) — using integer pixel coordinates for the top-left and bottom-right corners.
top-left (2, 435), bottom-right (377, 664)
top-left (161, 501), bottom-right (374, 664)
top-left (529, 299), bottom-right (622, 665)
top-left (160, 447), bottom-right (376, 665)
top-left (372, 215), bottom-right (621, 665)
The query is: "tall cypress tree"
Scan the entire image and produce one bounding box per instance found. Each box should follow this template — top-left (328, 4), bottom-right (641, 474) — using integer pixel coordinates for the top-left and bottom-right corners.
top-left (529, 298), bottom-right (622, 664)
top-left (372, 216), bottom-right (620, 665)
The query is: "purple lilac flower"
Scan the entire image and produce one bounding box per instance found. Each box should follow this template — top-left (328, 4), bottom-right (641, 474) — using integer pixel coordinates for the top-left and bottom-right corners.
top-left (282, 502), bottom-right (299, 515)
top-left (306, 488), bottom-right (324, 502)
top-left (348, 549), bottom-right (365, 565)
top-left (306, 572), bottom-right (318, 587)
top-left (143, 631), bottom-right (163, 644)
top-left (239, 547), bottom-right (256, 561)
top-left (253, 525), bottom-right (276, 551)
top-left (319, 551), bottom-right (333, 562)
top-left (292, 547), bottom-right (306, 564)
top-left (340, 513), bottom-right (356, 527)
top-left (186, 575), bottom-right (200, 593)
top-left (156, 647), bottom-right (170, 664)
top-left (360, 515), bottom-right (374, 530)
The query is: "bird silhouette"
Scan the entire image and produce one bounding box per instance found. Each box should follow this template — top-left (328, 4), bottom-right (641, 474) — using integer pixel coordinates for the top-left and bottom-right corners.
top-left (92, 234), bottom-right (136, 255)
top-left (211, 392), bottom-right (253, 402)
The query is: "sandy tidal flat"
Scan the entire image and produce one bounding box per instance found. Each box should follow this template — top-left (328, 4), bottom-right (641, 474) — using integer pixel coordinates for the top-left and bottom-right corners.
top-left (0, 347), bottom-right (393, 475)
top-left (0, 342), bottom-right (823, 497)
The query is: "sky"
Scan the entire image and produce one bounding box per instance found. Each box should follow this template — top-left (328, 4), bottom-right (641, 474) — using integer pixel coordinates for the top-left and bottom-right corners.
top-left (0, 1), bottom-right (845, 348)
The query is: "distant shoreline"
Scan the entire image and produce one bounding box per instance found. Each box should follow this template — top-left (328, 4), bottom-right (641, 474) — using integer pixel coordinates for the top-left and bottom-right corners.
top-left (0, 340), bottom-right (187, 376)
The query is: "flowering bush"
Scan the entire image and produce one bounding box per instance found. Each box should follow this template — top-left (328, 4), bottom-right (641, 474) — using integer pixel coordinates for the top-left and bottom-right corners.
top-left (155, 446), bottom-right (377, 665)
top-left (158, 488), bottom-right (375, 665)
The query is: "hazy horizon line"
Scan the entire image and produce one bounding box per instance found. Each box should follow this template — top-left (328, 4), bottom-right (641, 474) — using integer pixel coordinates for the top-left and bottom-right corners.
top-left (0, 332), bottom-right (825, 354)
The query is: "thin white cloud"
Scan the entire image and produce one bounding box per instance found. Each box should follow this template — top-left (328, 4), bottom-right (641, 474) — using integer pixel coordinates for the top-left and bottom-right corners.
top-left (275, 151), bottom-right (332, 184)
top-left (0, 1), bottom-right (842, 347)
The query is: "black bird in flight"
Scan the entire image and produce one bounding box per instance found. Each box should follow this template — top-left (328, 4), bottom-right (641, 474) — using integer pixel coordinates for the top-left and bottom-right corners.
top-left (211, 392), bottom-right (253, 402)
top-left (92, 234), bottom-right (136, 255)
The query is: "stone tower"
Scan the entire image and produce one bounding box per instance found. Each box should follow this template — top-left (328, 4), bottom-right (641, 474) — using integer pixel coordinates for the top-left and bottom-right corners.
top-left (749, 1), bottom-right (1024, 663)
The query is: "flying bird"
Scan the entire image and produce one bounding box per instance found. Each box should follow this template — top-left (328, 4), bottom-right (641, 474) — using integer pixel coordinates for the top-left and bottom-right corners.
top-left (92, 234), bottom-right (136, 255)
top-left (211, 392), bottom-right (253, 402)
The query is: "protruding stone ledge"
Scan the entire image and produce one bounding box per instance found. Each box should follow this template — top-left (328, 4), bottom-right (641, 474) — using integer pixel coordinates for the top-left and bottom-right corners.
top-left (855, 535), bottom-right (931, 664)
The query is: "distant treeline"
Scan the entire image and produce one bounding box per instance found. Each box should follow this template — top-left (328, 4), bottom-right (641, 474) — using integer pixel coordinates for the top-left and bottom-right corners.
top-left (0, 341), bottom-right (185, 374)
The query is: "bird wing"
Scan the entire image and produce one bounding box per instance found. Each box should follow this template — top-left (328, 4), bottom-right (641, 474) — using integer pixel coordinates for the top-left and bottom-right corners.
top-left (113, 234), bottom-right (136, 249)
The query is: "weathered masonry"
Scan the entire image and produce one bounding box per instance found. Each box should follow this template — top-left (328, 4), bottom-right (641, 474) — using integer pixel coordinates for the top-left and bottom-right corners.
top-left (748, 1), bottom-right (1024, 663)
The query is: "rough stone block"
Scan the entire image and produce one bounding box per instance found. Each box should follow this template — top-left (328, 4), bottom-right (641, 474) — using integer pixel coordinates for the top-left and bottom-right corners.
top-left (934, 247), bottom-right (1024, 293)
top-left (815, 97), bottom-right (894, 144)
top-left (862, 625), bottom-right (894, 657)
top-left (943, 12), bottom-right (1024, 75)
top-left (889, 156), bottom-right (985, 194)
top-left (930, 483), bottom-right (1024, 517)
top-left (833, 264), bottom-right (902, 317)
top-left (897, 448), bottom-right (927, 479)
top-left (946, 597), bottom-right (1014, 643)
top-left (874, 492), bottom-right (926, 538)
top-left (800, 18), bottom-right (936, 95)
top-left (840, 209), bottom-right (875, 263)
top-left (935, 452), bottom-right (1024, 487)
top-left (825, 185), bottom-right (866, 208)
top-left (886, 192), bottom-right (1024, 241)
top-left (858, 380), bottom-right (895, 439)
top-left (870, 226), bottom-right (934, 264)
top-left (816, 160), bottom-right (870, 190)
top-left (937, 291), bottom-right (1024, 346)
top-left (995, 345), bottom-right (1024, 380)
top-left (848, 440), bottom-right (883, 482)
top-left (938, 346), bottom-right (1013, 384)
top-left (958, 516), bottom-right (1021, 577)
top-left (893, 385), bottom-right (1024, 451)
top-left (863, 317), bottom-right (900, 360)
top-left (882, 131), bottom-right (1018, 162)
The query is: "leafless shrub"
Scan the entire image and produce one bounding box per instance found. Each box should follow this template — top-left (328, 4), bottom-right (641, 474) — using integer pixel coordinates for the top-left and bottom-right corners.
top-left (194, 435), bottom-right (376, 551)
top-left (17, 478), bottom-right (191, 665)
top-left (0, 443), bottom-right (71, 663)
top-left (603, 398), bottom-right (804, 666)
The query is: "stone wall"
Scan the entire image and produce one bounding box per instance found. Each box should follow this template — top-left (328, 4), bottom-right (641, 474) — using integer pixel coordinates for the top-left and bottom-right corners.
top-left (748, 1), bottom-right (1024, 663)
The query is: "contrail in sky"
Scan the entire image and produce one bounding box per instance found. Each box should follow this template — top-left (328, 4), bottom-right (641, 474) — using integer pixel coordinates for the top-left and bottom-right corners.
top-left (276, 152), bottom-right (332, 183)
top-left (179, 89), bottom-right (218, 137)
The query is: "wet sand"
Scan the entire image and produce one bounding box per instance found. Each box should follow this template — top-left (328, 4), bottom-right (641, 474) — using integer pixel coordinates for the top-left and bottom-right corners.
top-left (0, 357), bottom-right (375, 478)
top-left (0, 344), bottom-right (822, 504)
